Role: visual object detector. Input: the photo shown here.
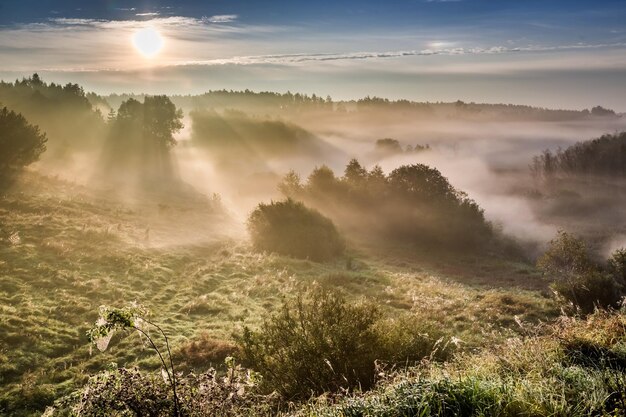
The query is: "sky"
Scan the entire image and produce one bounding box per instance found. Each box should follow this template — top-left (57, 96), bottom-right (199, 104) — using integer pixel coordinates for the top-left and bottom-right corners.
top-left (1, 0), bottom-right (626, 110)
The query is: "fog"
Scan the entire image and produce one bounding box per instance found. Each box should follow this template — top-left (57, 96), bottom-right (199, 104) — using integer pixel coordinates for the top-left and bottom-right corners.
top-left (169, 107), bottom-right (626, 255)
top-left (2, 76), bottom-right (625, 256)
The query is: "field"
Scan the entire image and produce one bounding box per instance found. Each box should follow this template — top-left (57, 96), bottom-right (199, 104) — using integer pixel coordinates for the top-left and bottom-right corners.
top-left (0, 172), bottom-right (559, 416)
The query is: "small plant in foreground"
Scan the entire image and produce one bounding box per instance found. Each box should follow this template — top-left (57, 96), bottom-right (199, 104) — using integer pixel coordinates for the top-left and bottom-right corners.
top-left (86, 305), bottom-right (182, 416)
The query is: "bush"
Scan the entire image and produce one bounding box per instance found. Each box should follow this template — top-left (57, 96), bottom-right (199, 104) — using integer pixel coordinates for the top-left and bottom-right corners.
top-left (537, 231), bottom-right (595, 279)
top-left (552, 270), bottom-right (622, 314)
top-left (237, 288), bottom-right (450, 400)
top-left (48, 364), bottom-right (275, 417)
top-left (608, 248), bottom-right (626, 286)
top-left (0, 106), bottom-right (47, 175)
top-left (247, 199), bottom-right (344, 261)
top-left (538, 232), bottom-right (623, 313)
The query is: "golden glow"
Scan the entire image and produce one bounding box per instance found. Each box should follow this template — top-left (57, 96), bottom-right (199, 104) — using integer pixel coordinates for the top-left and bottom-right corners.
top-left (132, 27), bottom-right (164, 58)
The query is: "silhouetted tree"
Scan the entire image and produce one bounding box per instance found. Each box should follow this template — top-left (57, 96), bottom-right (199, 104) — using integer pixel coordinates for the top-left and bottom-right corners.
top-left (344, 158), bottom-right (368, 186)
top-left (279, 160), bottom-right (491, 250)
top-left (590, 106), bottom-right (616, 117)
top-left (0, 106), bottom-right (47, 175)
top-left (375, 138), bottom-right (403, 155)
top-left (101, 96), bottom-right (183, 184)
top-left (531, 132), bottom-right (626, 179)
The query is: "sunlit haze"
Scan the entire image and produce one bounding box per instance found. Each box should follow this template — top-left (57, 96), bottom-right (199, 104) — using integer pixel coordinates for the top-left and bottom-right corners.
top-left (1, 2), bottom-right (626, 416)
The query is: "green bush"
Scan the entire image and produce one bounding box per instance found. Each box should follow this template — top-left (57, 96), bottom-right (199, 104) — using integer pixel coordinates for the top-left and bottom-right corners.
top-left (608, 248), bottom-right (626, 286)
top-left (538, 232), bottom-right (623, 314)
top-left (551, 270), bottom-right (622, 314)
top-left (237, 288), bottom-right (449, 400)
top-left (247, 199), bottom-right (344, 261)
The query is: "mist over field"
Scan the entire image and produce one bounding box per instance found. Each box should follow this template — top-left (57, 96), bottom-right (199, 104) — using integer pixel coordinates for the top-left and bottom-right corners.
top-left (2, 1), bottom-right (626, 416)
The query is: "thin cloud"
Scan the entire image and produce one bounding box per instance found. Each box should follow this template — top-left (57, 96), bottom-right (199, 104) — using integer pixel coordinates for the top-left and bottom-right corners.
top-left (203, 15), bottom-right (238, 24)
top-left (177, 43), bottom-right (626, 67)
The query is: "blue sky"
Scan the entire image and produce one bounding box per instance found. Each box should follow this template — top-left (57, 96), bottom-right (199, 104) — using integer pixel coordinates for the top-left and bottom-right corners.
top-left (1, 0), bottom-right (626, 109)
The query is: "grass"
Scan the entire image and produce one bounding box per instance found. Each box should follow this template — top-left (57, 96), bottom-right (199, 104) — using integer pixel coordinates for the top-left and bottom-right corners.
top-left (294, 310), bottom-right (626, 417)
top-left (0, 172), bottom-right (559, 416)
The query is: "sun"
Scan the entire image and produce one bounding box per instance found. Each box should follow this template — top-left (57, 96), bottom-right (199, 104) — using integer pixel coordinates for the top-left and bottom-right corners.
top-left (132, 27), bottom-right (164, 58)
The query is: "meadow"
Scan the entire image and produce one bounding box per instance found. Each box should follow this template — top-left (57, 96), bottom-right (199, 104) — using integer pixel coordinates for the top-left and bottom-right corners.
top-left (0, 172), bottom-right (559, 416)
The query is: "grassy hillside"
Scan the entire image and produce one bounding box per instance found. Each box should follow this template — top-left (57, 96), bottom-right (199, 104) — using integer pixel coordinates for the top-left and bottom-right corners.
top-left (295, 310), bottom-right (626, 417)
top-left (0, 173), bottom-right (557, 416)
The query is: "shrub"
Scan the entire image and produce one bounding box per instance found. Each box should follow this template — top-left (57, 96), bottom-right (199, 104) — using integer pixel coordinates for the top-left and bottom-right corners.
top-left (238, 288), bottom-right (382, 399)
top-left (551, 270), bottom-right (622, 314)
top-left (537, 231), bottom-right (595, 280)
top-left (237, 288), bottom-right (450, 400)
top-left (247, 199), bottom-right (344, 261)
top-left (608, 248), bottom-right (626, 286)
top-left (538, 232), bottom-right (623, 313)
top-left (48, 363), bottom-right (275, 417)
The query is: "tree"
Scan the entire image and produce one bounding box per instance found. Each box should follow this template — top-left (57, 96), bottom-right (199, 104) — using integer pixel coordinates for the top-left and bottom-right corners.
top-left (0, 106), bottom-right (47, 174)
top-left (102, 96), bottom-right (183, 183)
top-left (114, 96), bottom-right (183, 148)
top-left (387, 164), bottom-right (456, 201)
top-left (344, 158), bottom-right (367, 186)
top-left (278, 170), bottom-right (302, 197)
top-left (143, 95), bottom-right (184, 148)
top-left (375, 138), bottom-right (402, 154)
top-left (306, 165), bottom-right (340, 196)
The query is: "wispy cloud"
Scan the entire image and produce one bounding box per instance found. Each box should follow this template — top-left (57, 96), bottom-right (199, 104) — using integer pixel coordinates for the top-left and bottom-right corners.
top-left (177, 43), bottom-right (626, 67)
top-left (203, 14), bottom-right (238, 24)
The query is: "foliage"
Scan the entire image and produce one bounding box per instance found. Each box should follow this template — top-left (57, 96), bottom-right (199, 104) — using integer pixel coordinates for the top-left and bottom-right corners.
top-left (0, 74), bottom-right (105, 153)
top-left (295, 310), bottom-right (626, 417)
top-left (608, 248), bottom-right (626, 286)
top-left (374, 138), bottom-right (430, 156)
top-left (536, 231), bottom-right (595, 280)
top-left (47, 360), bottom-right (274, 417)
top-left (247, 199), bottom-right (345, 261)
top-left (537, 231), bottom-right (623, 313)
top-left (551, 271), bottom-right (622, 314)
top-left (0, 106), bottom-right (47, 174)
top-left (99, 96), bottom-right (183, 183)
top-left (375, 138), bottom-right (402, 154)
top-left (531, 131), bottom-right (626, 179)
top-left (280, 160), bottom-right (491, 250)
top-left (86, 305), bottom-right (182, 416)
top-left (114, 96), bottom-right (183, 148)
top-left (237, 287), bottom-right (450, 400)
